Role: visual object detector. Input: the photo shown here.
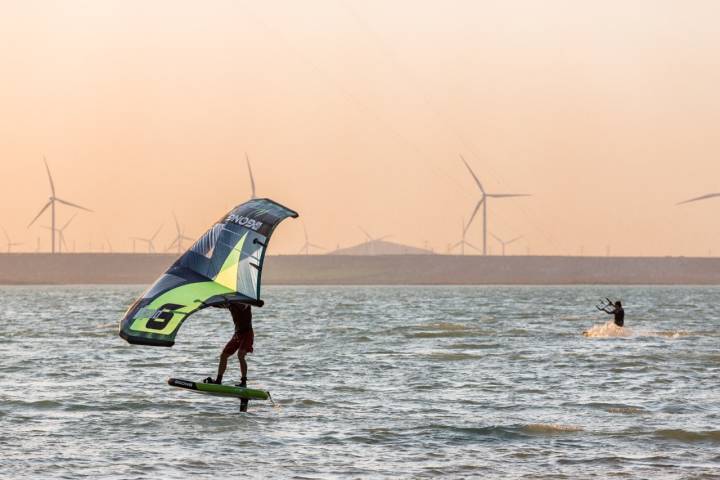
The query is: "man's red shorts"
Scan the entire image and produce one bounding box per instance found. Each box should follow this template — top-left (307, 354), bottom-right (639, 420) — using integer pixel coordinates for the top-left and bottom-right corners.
top-left (222, 330), bottom-right (254, 355)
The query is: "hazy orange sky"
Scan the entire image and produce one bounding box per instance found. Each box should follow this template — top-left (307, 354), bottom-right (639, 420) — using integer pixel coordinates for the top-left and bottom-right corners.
top-left (1, 1), bottom-right (719, 256)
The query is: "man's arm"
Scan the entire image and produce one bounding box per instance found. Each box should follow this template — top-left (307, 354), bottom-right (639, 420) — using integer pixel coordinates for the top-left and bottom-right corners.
top-left (211, 295), bottom-right (233, 308)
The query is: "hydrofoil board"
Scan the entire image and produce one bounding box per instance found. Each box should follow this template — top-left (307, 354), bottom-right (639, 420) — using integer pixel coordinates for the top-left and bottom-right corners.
top-left (168, 378), bottom-right (270, 401)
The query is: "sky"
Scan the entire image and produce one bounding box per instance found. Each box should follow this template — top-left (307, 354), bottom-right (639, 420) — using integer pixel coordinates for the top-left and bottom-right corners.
top-left (1, 0), bottom-right (719, 256)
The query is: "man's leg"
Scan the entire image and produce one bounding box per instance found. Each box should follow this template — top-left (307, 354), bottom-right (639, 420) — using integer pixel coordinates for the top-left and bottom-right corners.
top-left (238, 350), bottom-right (248, 386)
top-left (215, 352), bottom-right (230, 384)
top-left (213, 335), bottom-right (241, 384)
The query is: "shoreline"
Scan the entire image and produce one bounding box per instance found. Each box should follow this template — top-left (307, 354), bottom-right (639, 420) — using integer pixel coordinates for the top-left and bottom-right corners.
top-left (1, 253), bottom-right (719, 285)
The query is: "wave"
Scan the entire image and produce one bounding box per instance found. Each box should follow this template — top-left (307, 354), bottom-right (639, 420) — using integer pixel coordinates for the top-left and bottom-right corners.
top-left (403, 322), bottom-right (493, 339)
top-left (6, 399), bottom-right (63, 410)
top-left (447, 342), bottom-right (500, 350)
top-left (637, 330), bottom-right (691, 339)
top-left (654, 429), bottom-right (720, 443)
top-left (523, 423), bottom-right (584, 434)
top-left (606, 406), bottom-right (646, 414)
top-left (426, 352), bottom-right (483, 361)
top-left (406, 331), bottom-right (477, 339)
top-left (420, 424), bottom-right (527, 440)
top-left (417, 423), bottom-right (584, 440)
top-left (583, 321), bottom-right (691, 339)
top-left (568, 402), bottom-right (647, 414)
top-left (583, 321), bottom-right (631, 338)
top-left (421, 322), bottom-right (470, 331)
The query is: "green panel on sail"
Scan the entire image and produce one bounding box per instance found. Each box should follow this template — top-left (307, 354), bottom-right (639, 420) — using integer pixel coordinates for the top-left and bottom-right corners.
top-left (119, 198), bottom-right (298, 347)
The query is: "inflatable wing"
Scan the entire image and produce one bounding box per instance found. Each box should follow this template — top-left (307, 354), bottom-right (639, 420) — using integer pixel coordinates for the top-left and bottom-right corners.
top-left (119, 198), bottom-right (298, 347)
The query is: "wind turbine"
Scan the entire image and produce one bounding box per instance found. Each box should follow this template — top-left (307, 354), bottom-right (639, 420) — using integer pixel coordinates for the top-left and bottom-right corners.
top-left (42, 213), bottom-right (77, 253)
top-left (359, 227), bottom-right (391, 255)
top-left (461, 155), bottom-right (531, 256)
top-left (677, 193), bottom-right (720, 206)
top-left (246, 153), bottom-right (256, 199)
top-left (2, 228), bottom-right (22, 253)
top-left (490, 232), bottom-right (523, 256)
top-left (451, 218), bottom-right (481, 255)
top-left (298, 222), bottom-right (325, 255)
top-left (166, 213), bottom-right (193, 254)
top-left (27, 158), bottom-right (92, 253)
top-left (131, 224), bottom-right (163, 253)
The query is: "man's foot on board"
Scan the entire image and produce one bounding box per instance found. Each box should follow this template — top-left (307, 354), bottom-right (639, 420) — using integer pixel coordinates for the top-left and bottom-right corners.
top-left (237, 377), bottom-right (247, 388)
top-left (203, 377), bottom-right (221, 384)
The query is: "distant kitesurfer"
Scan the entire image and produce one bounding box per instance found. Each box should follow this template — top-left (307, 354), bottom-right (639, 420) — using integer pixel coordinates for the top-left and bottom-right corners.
top-left (598, 299), bottom-right (624, 327)
top-left (204, 302), bottom-right (254, 387)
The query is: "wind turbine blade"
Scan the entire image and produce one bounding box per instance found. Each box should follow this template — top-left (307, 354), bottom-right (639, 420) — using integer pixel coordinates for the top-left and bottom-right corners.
top-left (151, 224), bottom-right (163, 240)
top-left (465, 241), bottom-right (483, 253)
top-left (165, 238), bottom-right (178, 252)
top-left (376, 235), bottom-right (392, 242)
top-left (489, 232), bottom-right (502, 243)
top-left (676, 193), bottom-right (720, 205)
top-left (298, 244), bottom-right (307, 254)
top-left (507, 236), bottom-right (524, 245)
top-left (43, 157), bottom-right (56, 197)
top-left (309, 243), bottom-right (326, 250)
top-left (172, 212), bottom-right (181, 235)
top-left (54, 197), bottom-right (92, 212)
top-left (487, 193), bottom-right (531, 198)
top-left (61, 213), bottom-right (78, 230)
top-left (27, 201), bottom-right (52, 228)
top-left (246, 153), bottom-right (256, 199)
top-left (460, 155), bottom-right (485, 193)
top-left (302, 222), bottom-right (309, 243)
top-left (359, 227), bottom-right (373, 241)
top-left (464, 199), bottom-right (484, 233)
top-left (1, 227), bottom-right (9, 243)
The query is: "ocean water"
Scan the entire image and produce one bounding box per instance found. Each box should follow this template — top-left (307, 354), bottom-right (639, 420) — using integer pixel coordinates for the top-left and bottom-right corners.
top-left (1, 285), bottom-right (719, 479)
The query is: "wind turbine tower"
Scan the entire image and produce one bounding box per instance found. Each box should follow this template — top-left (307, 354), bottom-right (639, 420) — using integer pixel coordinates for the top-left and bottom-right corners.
top-left (451, 218), bottom-right (481, 255)
top-left (359, 227), bottom-right (391, 255)
top-left (42, 213), bottom-right (77, 253)
top-left (490, 232), bottom-right (523, 256)
top-left (131, 225), bottom-right (163, 253)
top-left (298, 222), bottom-right (325, 255)
top-left (2, 228), bottom-right (22, 253)
top-left (167, 213), bottom-right (193, 254)
top-left (461, 155), bottom-right (530, 256)
top-left (28, 158), bottom-right (92, 253)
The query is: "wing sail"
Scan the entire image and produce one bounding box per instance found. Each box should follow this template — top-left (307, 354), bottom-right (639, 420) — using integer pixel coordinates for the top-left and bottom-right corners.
top-left (119, 198), bottom-right (298, 347)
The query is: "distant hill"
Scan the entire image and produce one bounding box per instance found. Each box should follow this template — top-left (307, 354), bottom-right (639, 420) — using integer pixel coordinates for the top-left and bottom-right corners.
top-left (328, 240), bottom-right (434, 255)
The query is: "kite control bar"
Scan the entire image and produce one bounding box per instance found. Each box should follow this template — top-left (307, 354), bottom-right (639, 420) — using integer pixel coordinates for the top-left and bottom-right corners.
top-left (595, 298), bottom-right (614, 311)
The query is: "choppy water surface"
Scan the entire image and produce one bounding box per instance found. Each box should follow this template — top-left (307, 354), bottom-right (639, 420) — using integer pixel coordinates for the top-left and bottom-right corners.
top-left (1, 285), bottom-right (719, 479)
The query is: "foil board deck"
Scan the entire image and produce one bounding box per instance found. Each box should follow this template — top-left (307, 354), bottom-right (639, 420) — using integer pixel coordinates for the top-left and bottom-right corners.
top-left (168, 378), bottom-right (270, 401)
